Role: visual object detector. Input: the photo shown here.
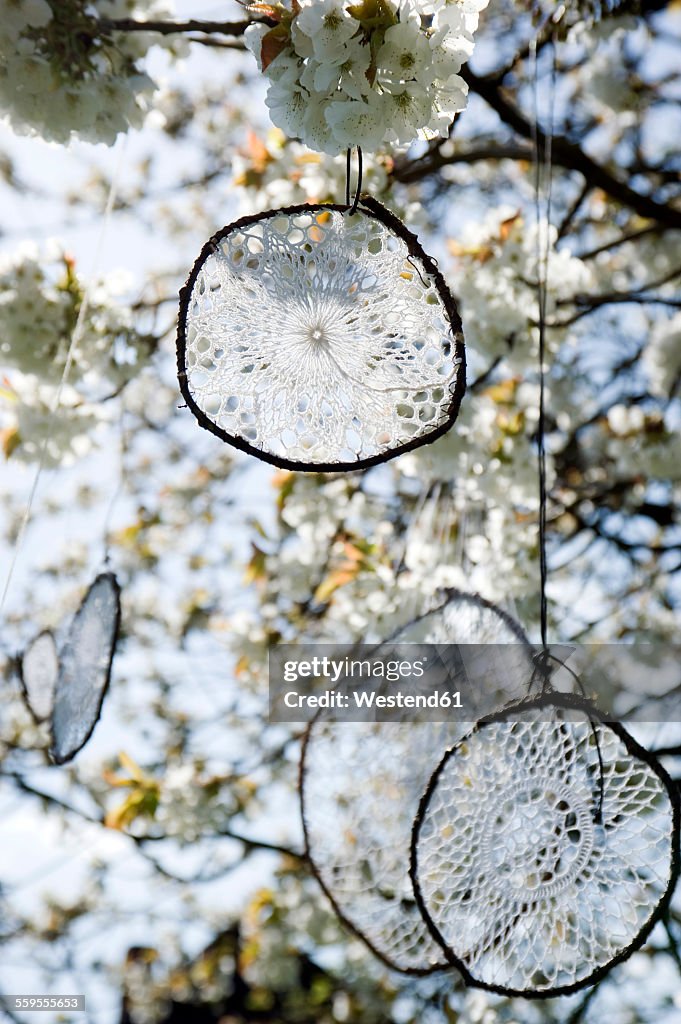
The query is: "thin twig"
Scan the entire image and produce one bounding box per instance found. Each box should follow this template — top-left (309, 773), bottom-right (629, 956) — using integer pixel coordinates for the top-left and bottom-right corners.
top-left (557, 181), bottom-right (591, 240)
top-left (97, 17), bottom-right (259, 36)
top-left (566, 984), bottom-right (599, 1024)
top-left (577, 225), bottom-right (665, 260)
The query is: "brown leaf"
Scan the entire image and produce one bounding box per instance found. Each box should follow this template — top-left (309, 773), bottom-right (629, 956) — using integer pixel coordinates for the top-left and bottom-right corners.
top-left (244, 544), bottom-right (268, 585)
top-left (244, 3), bottom-right (284, 20)
top-left (260, 24), bottom-right (290, 71)
top-left (482, 377), bottom-right (520, 405)
top-left (245, 130), bottom-right (272, 173)
top-left (1, 425), bottom-right (20, 458)
top-left (498, 211), bottom-right (521, 242)
top-left (314, 568), bottom-right (357, 604)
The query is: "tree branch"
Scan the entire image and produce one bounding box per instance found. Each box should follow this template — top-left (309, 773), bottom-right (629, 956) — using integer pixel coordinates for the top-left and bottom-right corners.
top-left (392, 142), bottom-right (534, 183)
top-left (92, 14), bottom-right (681, 235)
top-left (557, 182), bottom-right (592, 240)
top-left (652, 744), bottom-right (681, 756)
top-left (577, 225), bottom-right (666, 260)
top-left (97, 17), bottom-right (258, 37)
top-left (552, 264), bottom-right (681, 325)
top-left (2, 772), bottom-right (102, 826)
top-left (461, 67), bottom-right (681, 229)
top-left (216, 828), bottom-right (304, 859)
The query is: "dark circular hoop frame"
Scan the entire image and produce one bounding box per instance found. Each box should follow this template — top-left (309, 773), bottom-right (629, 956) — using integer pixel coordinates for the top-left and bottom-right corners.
top-left (298, 590), bottom-right (534, 975)
top-left (410, 689), bottom-right (681, 998)
top-left (386, 588), bottom-right (535, 652)
top-left (177, 196), bottom-right (466, 473)
top-left (49, 571), bottom-right (121, 766)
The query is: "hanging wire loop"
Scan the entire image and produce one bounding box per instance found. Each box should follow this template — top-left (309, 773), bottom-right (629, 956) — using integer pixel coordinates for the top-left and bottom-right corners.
top-left (345, 146), bottom-right (363, 215)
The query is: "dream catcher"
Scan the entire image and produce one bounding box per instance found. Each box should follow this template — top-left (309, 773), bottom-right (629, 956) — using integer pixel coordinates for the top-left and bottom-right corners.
top-left (410, 690), bottom-right (680, 996)
top-left (19, 571), bottom-right (121, 764)
top-left (177, 185), bottom-right (465, 471)
top-left (176, 0), bottom-right (477, 470)
top-left (12, 404), bottom-right (126, 766)
top-left (300, 591), bottom-right (537, 973)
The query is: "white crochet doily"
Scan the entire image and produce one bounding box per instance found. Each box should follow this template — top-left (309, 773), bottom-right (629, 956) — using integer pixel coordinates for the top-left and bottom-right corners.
top-left (411, 693), bottom-right (680, 996)
top-left (20, 629), bottom-right (59, 722)
top-left (50, 572), bottom-right (121, 764)
top-left (300, 592), bottom-right (535, 973)
top-left (178, 200), bottom-right (465, 471)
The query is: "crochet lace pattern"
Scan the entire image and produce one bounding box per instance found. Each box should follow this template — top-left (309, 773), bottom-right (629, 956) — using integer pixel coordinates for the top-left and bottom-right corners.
top-left (300, 592), bottom-right (535, 973)
top-left (411, 692), bottom-right (680, 996)
top-left (49, 572), bottom-right (121, 765)
top-left (178, 198), bottom-right (465, 471)
top-left (19, 629), bottom-right (59, 723)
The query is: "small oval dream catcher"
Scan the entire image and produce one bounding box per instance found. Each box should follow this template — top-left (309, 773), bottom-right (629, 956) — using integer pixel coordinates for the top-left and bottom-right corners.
top-left (410, 691), bottom-right (680, 997)
top-left (300, 590), bottom-right (536, 974)
top-left (177, 180), bottom-right (465, 471)
top-left (19, 571), bottom-right (121, 764)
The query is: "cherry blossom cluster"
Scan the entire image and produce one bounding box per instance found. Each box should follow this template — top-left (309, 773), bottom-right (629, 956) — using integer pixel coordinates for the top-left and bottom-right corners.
top-left (0, 244), bottom-right (152, 465)
top-left (645, 312), bottom-right (681, 397)
top-left (245, 0), bottom-right (489, 155)
top-left (450, 208), bottom-right (593, 369)
top-left (0, 0), bottom-right (185, 145)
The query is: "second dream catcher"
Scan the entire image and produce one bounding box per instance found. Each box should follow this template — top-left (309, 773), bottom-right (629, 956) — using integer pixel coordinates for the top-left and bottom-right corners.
top-left (18, 571), bottom-right (121, 764)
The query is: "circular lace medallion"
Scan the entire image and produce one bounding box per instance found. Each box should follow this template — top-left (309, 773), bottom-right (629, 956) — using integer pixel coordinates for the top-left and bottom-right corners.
top-left (177, 198), bottom-right (465, 471)
top-left (300, 592), bottom-right (535, 973)
top-left (411, 691), bottom-right (680, 997)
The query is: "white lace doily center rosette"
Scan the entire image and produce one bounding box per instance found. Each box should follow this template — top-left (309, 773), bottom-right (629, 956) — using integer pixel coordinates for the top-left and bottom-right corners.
top-left (178, 200), bottom-right (464, 471)
top-left (411, 693), bottom-right (680, 996)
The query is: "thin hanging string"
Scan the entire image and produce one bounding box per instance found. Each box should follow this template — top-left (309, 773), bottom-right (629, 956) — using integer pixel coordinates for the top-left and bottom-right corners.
top-left (529, 40), bottom-right (605, 821)
top-left (102, 397), bottom-right (128, 567)
top-left (392, 480), bottom-right (436, 578)
top-left (530, 35), bottom-right (555, 653)
top-left (351, 147), bottom-right (363, 215)
top-left (537, 650), bottom-right (605, 823)
top-left (525, 31), bottom-right (556, 700)
top-left (344, 146), bottom-right (363, 215)
top-left (0, 136), bottom-right (127, 616)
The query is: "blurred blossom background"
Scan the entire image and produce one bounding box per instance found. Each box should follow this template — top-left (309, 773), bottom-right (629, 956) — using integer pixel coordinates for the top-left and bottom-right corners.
top-left (1, 1), bottom-right (681, 1022)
